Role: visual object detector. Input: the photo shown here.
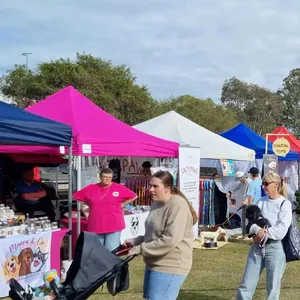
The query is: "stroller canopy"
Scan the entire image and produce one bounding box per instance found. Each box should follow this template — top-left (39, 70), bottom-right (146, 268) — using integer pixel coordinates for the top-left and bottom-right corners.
top-left (66, 232), bottom-right (122, 291)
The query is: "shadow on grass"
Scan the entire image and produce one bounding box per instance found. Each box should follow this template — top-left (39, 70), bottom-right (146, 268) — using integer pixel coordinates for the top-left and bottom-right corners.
top-left (178, 290), bottom-right (227, 300)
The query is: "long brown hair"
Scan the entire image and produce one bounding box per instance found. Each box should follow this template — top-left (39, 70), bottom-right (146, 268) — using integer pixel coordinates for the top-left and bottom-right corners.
top-left (152, 171), bottom-right (198, 225)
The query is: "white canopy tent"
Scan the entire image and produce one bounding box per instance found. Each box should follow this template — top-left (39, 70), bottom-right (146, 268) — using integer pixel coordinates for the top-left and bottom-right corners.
top-left (134, 111), bottom-right (255, 161)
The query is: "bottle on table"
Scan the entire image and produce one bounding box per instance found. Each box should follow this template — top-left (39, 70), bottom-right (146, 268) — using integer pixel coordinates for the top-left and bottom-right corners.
top-left (25, 213), bottom-right (31, 226)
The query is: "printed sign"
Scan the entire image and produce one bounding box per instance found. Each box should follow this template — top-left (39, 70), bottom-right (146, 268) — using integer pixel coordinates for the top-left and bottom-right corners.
top-left (82, 144), bottom-right (92, 154)
top-left (120, 212), bottom-right (149, 243)
top-left (220, 159), bottom-right (235, 176)
top-left (178, 146), bottom-right (200, 239)
top-left (272, 138), bottom-right (290, 157)
top-left (263, 154), bottom-right (278, 175)
top-left (130, 216), bottom-right (140, 236)
top-left (0, 231), bottom-right (51, 297)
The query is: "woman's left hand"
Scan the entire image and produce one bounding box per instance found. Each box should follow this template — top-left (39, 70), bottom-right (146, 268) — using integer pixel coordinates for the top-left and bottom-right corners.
top-left (128, 247), bottom-right (136, 256)
top-left (254, 228), bottom-right (266, 244)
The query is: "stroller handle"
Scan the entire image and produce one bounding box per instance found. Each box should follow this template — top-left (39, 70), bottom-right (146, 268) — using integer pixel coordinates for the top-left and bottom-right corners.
top-left (122, 254), bottom-right (137, 264)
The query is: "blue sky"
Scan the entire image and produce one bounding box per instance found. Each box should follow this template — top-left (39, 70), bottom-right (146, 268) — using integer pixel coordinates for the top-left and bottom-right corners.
top-left (1, 0), bottom-right (300, 101)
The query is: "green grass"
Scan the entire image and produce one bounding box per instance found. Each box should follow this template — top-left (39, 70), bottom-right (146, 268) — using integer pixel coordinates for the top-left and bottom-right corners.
top-left (88, 243), bottom-right (300, 300)
top-left (4, 243), bottom-right (299, 299)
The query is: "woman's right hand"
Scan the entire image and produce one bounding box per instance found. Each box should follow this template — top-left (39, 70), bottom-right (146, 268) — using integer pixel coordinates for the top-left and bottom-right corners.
top-left (123, 238), bottom-right (134, 248)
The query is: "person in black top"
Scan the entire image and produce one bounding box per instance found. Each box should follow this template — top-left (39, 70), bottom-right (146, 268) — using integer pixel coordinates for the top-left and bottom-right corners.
top-left (108, 159), bottom-right (121, 183)
top-left (141, 161), bottom-right (152, 176)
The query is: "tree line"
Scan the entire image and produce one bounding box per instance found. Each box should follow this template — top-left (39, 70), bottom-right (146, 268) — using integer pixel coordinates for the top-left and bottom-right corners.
top-left (1, 53), bottom-right (299, 136)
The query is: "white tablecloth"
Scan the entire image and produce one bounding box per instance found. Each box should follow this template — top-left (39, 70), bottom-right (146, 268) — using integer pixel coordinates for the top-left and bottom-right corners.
top-left (120, 211), bottom-right (149, 243)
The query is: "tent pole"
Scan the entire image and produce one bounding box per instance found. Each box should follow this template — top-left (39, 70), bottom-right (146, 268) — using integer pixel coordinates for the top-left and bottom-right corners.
top-left (265, 134), bottom-right (268, 154)
top-left (77, 156), bottom-right (82, 237)
top-left (67, 142), bottom-right (73, 261)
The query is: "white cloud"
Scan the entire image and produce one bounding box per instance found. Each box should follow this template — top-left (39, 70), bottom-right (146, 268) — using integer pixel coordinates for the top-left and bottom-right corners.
top-left (1, 0), bottom-right (300, 100)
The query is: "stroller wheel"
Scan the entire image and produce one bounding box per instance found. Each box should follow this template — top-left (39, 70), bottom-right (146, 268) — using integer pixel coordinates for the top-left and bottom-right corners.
top-left (9, 278), bottom-right (30, 300)
top-left (107, 277), bottom-right (117, 296)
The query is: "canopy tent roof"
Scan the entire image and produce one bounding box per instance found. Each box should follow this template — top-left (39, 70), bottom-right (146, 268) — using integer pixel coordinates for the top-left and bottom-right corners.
top-left (0, 100), bottom-right (72, 146)
top-left (268, 125), bottom-right (300, 153)
top-left (133, 111), bottom-right (255, 161)
top-left (21, 86), bottom-right (178, 157)
top-left (221, 123), bottom-right (299, 161)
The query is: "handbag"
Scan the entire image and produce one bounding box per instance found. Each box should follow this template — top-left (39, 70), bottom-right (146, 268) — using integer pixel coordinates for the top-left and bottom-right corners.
top-left (280, 200), bottom-right (300, 262)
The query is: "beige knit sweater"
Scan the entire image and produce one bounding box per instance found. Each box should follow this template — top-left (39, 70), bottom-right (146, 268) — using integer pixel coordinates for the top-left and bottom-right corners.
top-left (133, 194), bottom-right (194, 275)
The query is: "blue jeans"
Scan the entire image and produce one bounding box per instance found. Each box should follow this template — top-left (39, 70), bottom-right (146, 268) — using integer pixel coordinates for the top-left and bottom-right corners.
top-left (97, 231), bottom-right (121, 252)
top-left (236, 241), bottom-right (286, 300)
top-left (143, 269), bottom-right (187, 300)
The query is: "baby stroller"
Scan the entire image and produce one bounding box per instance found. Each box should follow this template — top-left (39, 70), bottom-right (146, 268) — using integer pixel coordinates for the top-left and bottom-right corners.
top-left (9, 231), bottom-right (136, 300)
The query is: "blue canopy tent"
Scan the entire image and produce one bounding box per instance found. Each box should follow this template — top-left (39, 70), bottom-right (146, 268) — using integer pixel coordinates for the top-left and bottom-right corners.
top-left (0, 100), bottom-right (73, 261)
top-left (0, 101), bottom-right (72, 146)
top-left (220, 123), bottom-right (299, 161)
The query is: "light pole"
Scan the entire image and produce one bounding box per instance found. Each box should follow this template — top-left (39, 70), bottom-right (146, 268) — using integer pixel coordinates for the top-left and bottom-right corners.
top-left (21, 52), bottom-right (32, 69)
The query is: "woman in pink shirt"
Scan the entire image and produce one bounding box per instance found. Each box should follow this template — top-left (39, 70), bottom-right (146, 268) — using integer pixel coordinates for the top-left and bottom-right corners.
top-left (73, 167), bottom-right (137, 251)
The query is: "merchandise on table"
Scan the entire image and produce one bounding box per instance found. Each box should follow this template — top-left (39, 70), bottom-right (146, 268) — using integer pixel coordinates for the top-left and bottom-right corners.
top-left (123, 204), bottom-right (150, 215)
top-left (0, 203), bottom-right (15, 221)
top-left (0, 214), bottom-right (60, 238)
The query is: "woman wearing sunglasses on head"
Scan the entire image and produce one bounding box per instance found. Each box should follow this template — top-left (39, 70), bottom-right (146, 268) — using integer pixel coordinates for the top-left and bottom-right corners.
top-left (236, 172), bottom-right (292, 300)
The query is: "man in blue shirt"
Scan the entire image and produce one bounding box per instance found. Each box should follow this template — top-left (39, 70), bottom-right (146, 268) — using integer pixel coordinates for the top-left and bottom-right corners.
top-left (245, 167), bottom-right (262, 205)
top-left (14, 168), bottom-right (55, 221)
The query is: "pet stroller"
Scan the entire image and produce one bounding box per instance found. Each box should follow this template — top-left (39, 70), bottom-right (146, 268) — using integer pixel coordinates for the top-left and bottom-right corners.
top-left (9, 231), bottom-right (136, 300)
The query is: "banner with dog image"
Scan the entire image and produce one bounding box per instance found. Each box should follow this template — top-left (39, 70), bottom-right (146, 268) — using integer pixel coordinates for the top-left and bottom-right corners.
top-left (0, 231), bottom-right (51, 297)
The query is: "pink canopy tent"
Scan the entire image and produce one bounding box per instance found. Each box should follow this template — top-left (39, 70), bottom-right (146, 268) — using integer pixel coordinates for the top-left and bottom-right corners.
top-left (0, 86), bottom-right (178, 158)
top-left (12, 86), bottom-right (179, 235)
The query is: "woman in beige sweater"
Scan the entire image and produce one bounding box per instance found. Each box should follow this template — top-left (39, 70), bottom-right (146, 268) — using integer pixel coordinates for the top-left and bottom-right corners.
top-left (124, 171), bottom-right (198, 300)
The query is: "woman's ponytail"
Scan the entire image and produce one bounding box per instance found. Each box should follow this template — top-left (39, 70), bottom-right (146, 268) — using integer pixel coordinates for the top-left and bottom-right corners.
top-left (172, 186), bottom-right (198, 225)
top-left (279, 179), bottom-right (288, 199)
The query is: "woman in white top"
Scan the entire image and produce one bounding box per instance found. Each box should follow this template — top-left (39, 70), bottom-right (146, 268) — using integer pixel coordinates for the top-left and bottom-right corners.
top-left (236, 172), bottom-right (292, 300)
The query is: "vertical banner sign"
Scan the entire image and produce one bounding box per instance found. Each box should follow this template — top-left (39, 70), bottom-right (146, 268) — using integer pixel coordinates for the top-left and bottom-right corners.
top-left (178, 146), bottom-right (200, 239)
top-left (263, 154), bottom-right (278, 174)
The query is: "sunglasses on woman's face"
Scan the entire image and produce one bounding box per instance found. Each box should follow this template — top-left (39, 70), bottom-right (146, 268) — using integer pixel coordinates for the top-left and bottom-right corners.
top-left (262, 181), bottom-right (275, 187)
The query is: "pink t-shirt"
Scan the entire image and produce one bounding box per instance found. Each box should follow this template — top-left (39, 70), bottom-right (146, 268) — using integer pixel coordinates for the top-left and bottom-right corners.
top-left (73, 183), bottom-right (136, 234)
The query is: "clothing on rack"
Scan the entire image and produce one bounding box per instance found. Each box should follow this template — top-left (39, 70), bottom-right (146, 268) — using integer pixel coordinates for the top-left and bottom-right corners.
top-left (213, 180), bottom-right (227, 225)
top-left (199, 179), bottom-right (215, 225)
top-left (199, 178), bottom-right (228, 225)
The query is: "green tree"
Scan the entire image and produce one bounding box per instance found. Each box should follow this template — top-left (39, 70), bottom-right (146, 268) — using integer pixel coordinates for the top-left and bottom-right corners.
top-left (278, 68), bottom-right (300, 137)
top-left (0, 53), bottom-right (156, 125)
top-left (221, 77), bottom-right (284, 135)
top-left (155, 95), bottom-right (238, 133)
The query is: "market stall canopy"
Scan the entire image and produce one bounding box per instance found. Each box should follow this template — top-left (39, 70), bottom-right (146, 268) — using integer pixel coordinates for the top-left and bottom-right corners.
top-left (268, 125), bottom-right (300, 153)
top-left (133, 111), bottom-right (255, 161)
top-left (24, 86), bottom-right (179, 157)
top-left (0, 100), bottom-right (72, 146)
top-left (221, 123), bottom-right (299, 161)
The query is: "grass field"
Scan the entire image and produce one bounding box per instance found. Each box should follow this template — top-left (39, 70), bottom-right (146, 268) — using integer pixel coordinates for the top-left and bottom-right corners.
top-left (88, 243), bottom-right (300, 300)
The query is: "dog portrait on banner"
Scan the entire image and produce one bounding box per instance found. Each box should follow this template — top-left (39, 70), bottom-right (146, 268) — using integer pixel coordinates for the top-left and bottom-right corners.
top-left (0, 232), bottom-right (52, 297)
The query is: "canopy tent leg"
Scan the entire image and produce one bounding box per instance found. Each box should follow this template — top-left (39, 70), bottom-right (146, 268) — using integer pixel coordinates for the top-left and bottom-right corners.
top-left (68, 141), bottom-right (73, 261)
top-left (77, 156), bottom-right (82, 237)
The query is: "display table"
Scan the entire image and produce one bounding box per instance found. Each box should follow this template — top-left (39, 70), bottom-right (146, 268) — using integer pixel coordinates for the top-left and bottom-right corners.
top-left (0, 228), bottom-right (68, 298)
top-left (61, 211), bottom-right (149, 258)
top-left (51, 228), bottom-right (69, 274)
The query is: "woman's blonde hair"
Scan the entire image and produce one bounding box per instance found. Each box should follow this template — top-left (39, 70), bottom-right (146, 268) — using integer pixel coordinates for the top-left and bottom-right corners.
top-left (152, 171), bottom-right (198, 225)
top-left (263, 172), bottom-right (288, 199)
